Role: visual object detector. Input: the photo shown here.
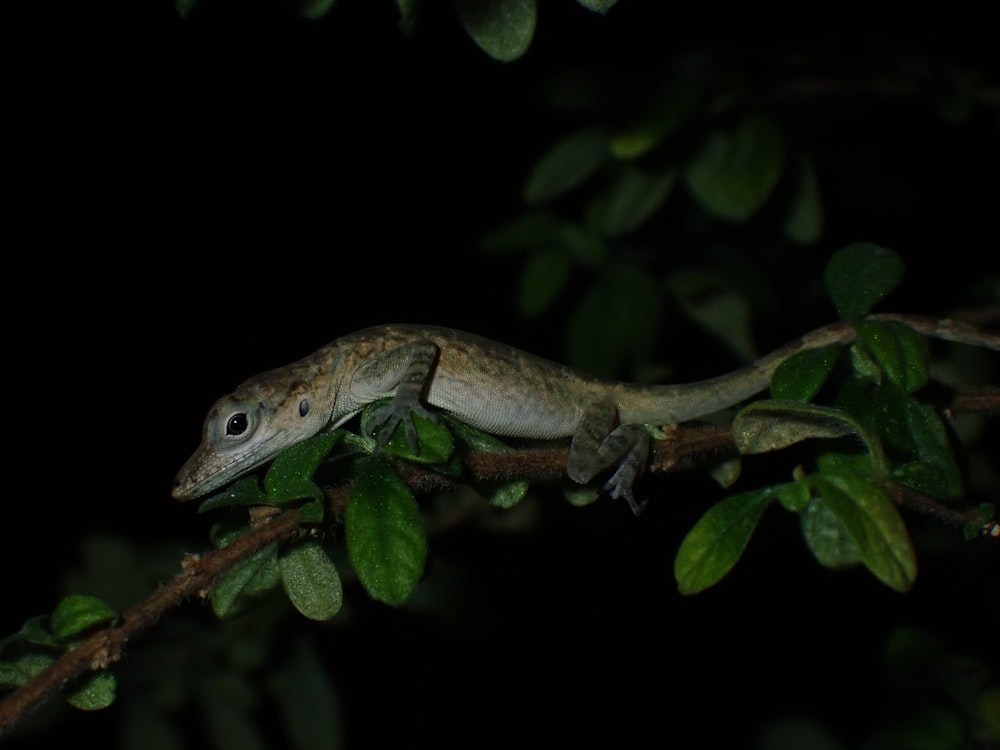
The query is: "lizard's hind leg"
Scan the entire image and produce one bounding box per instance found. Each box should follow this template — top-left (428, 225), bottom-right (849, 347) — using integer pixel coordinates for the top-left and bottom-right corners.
top-left (567, 401), bottom-right (651, 515)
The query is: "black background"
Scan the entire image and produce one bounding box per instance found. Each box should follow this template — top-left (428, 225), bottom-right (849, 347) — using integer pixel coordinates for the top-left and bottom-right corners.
top-left (3, 3), bottom-right (999, 748)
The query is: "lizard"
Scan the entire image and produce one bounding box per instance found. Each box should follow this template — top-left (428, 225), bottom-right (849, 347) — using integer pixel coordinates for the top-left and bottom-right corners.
top-left (172, 321), bottom-right (882, 514)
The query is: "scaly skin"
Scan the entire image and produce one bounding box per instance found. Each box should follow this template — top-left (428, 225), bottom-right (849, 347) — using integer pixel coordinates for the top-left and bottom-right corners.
top-left (172, 322), bottom-right (869, 513)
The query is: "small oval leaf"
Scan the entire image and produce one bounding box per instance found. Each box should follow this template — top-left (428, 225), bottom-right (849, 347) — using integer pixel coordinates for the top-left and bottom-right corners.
top-left (454, 0), bottom-right (536, 62)
top-left (674, 488), bottom-right (775, 595)
top-left (596, 167), bottom-right (676, 238)
top-left (523, 128), bottom-right (610, 204)
top-left (854, 319), bottom-right (929, 392)
top-left (51, 595), bottom-right (118, 641)
top-left (346, 457), bottom-right (427, 606)
top-left (684, 113), bottom-right (785, 221)
top-left (518, 249), bottom-right (572, 317)
top-left (568, 262), bottom-right (660, 377)
top-left (824, 243), bottom-right (905, 320)
top-left (770, 344), bottom-right (843, 402)
top-left (811, 473), bottom-right (917, 592)
top-left (280, 540), bottom-right (343, 621)
top-left (66, 671), bottom-right (117, 711)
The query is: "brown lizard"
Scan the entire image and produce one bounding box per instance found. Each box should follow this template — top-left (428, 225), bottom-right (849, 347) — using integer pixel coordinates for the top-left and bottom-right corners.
top-left (172, 318), bottom-right (994, 513)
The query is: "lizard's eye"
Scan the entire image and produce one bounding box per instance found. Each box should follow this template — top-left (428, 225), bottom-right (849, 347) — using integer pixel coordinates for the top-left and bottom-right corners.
top-left (226, 413), bottom-right (249, 436)
top-left (299, 399), bottom-right (309, 417)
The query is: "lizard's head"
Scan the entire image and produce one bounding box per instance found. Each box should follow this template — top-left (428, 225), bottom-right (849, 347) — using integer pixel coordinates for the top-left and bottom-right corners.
top-left (172, 366), bottom-right (334, 501)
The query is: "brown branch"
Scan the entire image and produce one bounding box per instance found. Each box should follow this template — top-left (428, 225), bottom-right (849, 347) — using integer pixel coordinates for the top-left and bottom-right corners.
top-left (2, 314), bottom-right (996, 737)
top-left (0, 509), bottom-right (304, 739)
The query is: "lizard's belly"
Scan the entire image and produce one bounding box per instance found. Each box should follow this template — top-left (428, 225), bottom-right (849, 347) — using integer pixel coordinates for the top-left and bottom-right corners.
top-left (425, 370), bottom-right (584, 440)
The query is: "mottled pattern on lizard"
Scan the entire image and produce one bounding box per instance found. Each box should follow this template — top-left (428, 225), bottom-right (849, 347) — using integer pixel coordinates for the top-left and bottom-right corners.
top-left (172, 322), bottom-right (860, 513)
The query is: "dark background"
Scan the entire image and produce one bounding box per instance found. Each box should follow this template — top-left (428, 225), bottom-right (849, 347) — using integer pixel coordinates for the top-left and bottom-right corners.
top-left (2, 3), bottom-right (999, 748)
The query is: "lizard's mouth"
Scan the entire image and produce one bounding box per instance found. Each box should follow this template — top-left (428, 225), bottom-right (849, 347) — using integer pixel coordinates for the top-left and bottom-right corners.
top-left (171, 433), bottom-right (282, 501)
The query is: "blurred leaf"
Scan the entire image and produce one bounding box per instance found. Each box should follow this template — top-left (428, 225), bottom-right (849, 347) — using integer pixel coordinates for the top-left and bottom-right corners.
top-left (757, 717), bottom-right (845, 750)
top-left (770, 344), bottom-right (843, 402)
top-left (280, 540), bottom-right (343, 621)
top-left (66, 671), bottom-right (116, 711)
top-left (854, 319), bottom-right (929, 392)
top-left (811, 473), bottom-right (917, 591)
top-left (175, 0), bottom-right (198, 18)
top-left (480, 211), bottom-right (562, 253)
top-left (568, 262), bottom-right (660, 376)
top-left (800, 497), bottom-right (862, 569)
top-left (684, 112), bottom-right (785, 221)
top-left (298, 0), bottom-right (336, 19)
top-left (978, 685), bottom-right (1000, 738)
top-left (50, 595), bottom-right (117, 641)
top-left (0, 615), bottom-right (57, 652)
top-left (776, 479), bottom-right (810, 512)
top-left (783, 157), bottom-right (824, 245)
top-left (268, 639), bottom-right (344, 750)
top-left (122, 699), bottom-right (186, 750)
top-left (346, 457), bottom-right (427, 606)
top-left (396, 0), bottom-right (419, 35)
top-left (576, 0), bottom-right (617, 12)
top-left (454, 0), bottom-right (536, 62)
top-left (824, 243), bottom-right (905, 319)
top-left (611, 81), bottom-right (702, 158)
top-left (675, 488), bottom-right (775, 594)
top-left (524, 127), bottom-right (610, 204)
top-left (200, 674), bottom-right (267, 750)
top-left (666, 268), bottom-right (756, 362)
top-left (594, 166), bottom-right (676, 237)
top-left (518, 249), bottom-right (572, 316)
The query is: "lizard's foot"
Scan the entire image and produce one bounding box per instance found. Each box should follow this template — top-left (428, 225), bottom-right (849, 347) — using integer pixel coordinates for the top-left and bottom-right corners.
top-left (369, 401), bottom-right (438, 453)
top-left (604, 473), bottom-right (648, 516)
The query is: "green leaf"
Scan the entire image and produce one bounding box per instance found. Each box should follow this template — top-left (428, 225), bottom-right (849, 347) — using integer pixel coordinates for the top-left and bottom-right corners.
top-left (811, 473), bottom-right (917, 591)
top-left (454, 0), bottom-right (536, 62)
top-left (870, 384), bottom-right (962, 499)
top-left (0, 615), bottom-right (58, 652)
top-left (280, 540), bottom-right (343, 621)
top-left (666, 268), bottom-right (757, 362)
top-left (480, 211), bottom-right (561, 253)
top-left (198, 476), bottom-right (269, 514)
top-left (683, 112), bottom-right (785, 221)
top-left (175, 0), bottom-right (198, 18)
top-left (564, 485), bottom-right (601, 507)
top-left (568, 262), bottom-right (660, 377)
top-left (576, 0), bottom-right (617, 12)
top-left (50, 595), bottom-right (117, 641)
top-left (296, 499), bottom-right (325, 525)
top-left (376, 411), bottom-right (456, 469)
top-left (346, 457), bottom-right (427, 606)
top-left (800, 497), bottom-right (862, 569)
top-left (0, 653), bottom-right (54, 688)
top-left (770, 344), bottom-right (843, 402)
top-left (518, 249), bottom-right (572, 317)
top-left (264, 432), bottom-right (343, 501)
top-left (776, 480), bottom-right (810, 512)
top-left (783, 157), bottom-right (824, 245)
top-left (267, 639), bottom-right (344, 750)
top-left (396, 0), bottom-right (420, 35)
top-left (854, 319), bottom-right (929, 392)
top-left (298, 0), bottom-right (336, 19)
top-left (824, 243), bottom-right (905, 319)
top-left (66, 671), bottom-right (116, 711)
top-left (210, 544), bottom-right (280, 619)
top-left (485, 480), bottom-right (530, 508)
top-left (523, 127), bottom-right (610, 204)
top-left (594, 167), bottom-right (676, 238)
top-left (674, 488), bottom-right (776, 595)
top-left (733, 400), bottom-right (871, 458)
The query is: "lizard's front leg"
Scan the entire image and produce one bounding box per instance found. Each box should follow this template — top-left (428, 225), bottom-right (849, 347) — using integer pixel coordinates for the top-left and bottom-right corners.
top-left (352, 338), bottom-right (441, 452)
top-left (567, 400), bottom-right (651, 515)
